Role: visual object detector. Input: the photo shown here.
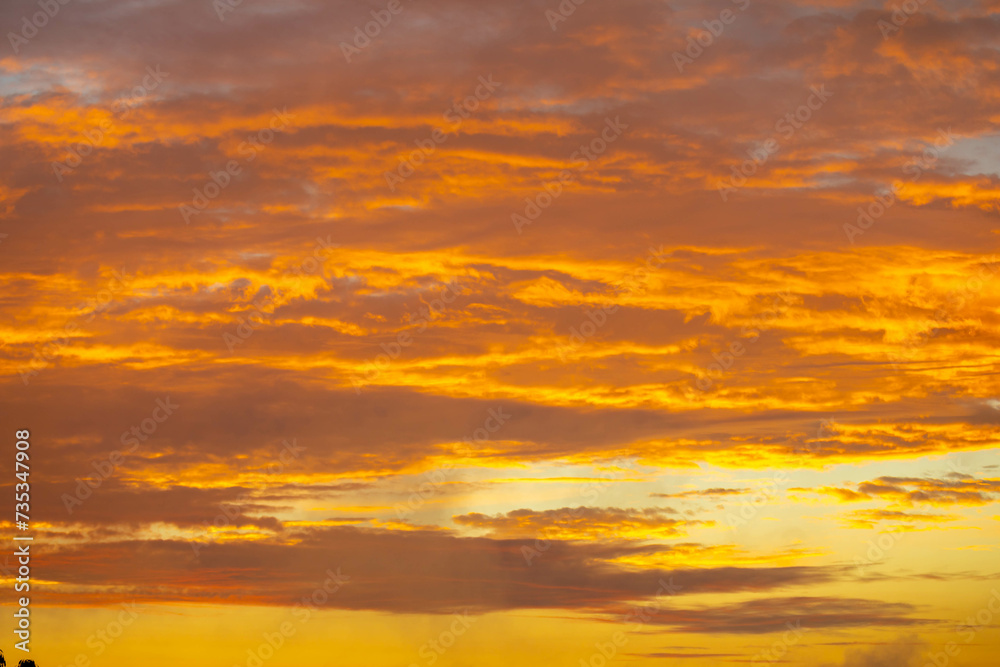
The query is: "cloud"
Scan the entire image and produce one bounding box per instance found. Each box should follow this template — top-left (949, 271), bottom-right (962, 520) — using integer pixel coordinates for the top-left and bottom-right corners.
top-left (30, 524), bottom-right (933, 635)
top-left (36, 525), bottom-right (837, 614)
top-left (452, 506), bottom-right (705, 540)
top-left (797, 474), bottom-right (1000, 507)
top-left (833, 635), bottom-right (926, 667)
top-left (614, 595), bottom-right (930, 634)
top-left (842, 509), bottom-right (958, 530)
top-left (0, 0), bottom-right (997, 656)
top-left (651, 487), bottom-right (750, 498)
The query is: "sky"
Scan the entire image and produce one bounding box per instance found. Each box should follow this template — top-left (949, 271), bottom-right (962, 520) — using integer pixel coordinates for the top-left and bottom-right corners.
top-left (0, 0), bottom-right (999, 665)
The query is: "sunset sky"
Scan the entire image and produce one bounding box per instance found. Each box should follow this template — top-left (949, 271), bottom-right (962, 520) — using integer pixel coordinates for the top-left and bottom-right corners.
top-left (1, 0), bottom-right (999, 665)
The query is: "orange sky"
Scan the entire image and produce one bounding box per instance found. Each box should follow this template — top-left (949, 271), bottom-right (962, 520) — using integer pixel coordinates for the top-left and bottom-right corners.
top-left (1, 0), bottom-right (999, 665)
